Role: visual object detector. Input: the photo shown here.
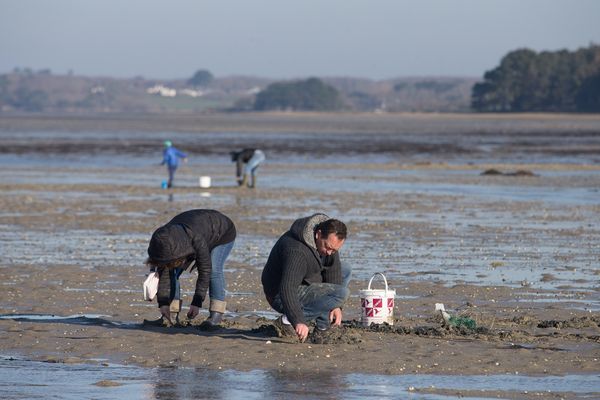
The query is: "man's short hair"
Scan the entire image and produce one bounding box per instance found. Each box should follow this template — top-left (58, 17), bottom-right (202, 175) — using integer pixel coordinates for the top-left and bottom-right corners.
top-left (315, 219), bottom-right (347, 240)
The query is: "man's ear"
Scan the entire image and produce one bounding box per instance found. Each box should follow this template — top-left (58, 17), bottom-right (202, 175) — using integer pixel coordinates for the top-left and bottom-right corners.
top-left (314, 230), bottom-right (321, 241)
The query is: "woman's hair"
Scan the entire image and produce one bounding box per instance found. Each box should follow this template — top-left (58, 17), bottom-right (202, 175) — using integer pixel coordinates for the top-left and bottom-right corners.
top-left (315, 219), bottom-right (347, 240)
top-left (146, 255), bottom-right (189, 269)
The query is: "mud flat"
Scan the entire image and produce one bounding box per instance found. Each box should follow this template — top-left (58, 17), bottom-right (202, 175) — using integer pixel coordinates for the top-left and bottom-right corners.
top-left (0, 113), bottom-right (599, 398)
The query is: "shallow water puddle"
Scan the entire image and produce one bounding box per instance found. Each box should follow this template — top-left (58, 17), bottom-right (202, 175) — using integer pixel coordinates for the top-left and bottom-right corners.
top-left (0, 313), bottom-right (135, 327)
top-left (0, 357), bottom-right (151, 400)
top-left (0, 228), bottom-right (146, 266)
top-left (0, 314), bottom-right (143, 331)
top-left (0, 311), bottom-right (283, 325)
top-left (0, 313), bottom-right (110, 320)
top-left (1, 357), bottom-right (598, 399)
top-left (4, 162), bottom-right (600, 207)
top-left (514, 292), bottom-right (600, 312)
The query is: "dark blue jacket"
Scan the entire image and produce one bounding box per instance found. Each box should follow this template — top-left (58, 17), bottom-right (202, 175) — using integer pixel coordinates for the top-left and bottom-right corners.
top-left (162, 146), bottom-right (187, 168)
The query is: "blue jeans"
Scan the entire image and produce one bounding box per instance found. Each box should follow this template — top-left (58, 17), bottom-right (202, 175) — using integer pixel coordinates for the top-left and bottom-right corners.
top-left (208, 240), bottom-right (234, 301)
top-left (167, 165), bottom-right (177, 187)
top-left (272, 262), bottom-right (352, 330)
top-left (244, 150), bottom-right (265, 176)
top-left (171, 240), bottom-right (234, 303)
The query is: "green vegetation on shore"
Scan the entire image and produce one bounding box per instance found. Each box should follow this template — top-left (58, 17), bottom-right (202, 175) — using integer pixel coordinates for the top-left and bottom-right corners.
top-left (472, 44), bottom-right (600, 113)
top-left (253, 78), bottom-right (344, 111)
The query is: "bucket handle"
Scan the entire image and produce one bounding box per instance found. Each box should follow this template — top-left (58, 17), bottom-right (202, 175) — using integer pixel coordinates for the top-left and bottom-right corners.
top-left (367, 272), bottom-right (390, 294)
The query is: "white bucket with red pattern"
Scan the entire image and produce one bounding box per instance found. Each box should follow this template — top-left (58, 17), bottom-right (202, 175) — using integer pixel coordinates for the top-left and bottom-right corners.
top-left (360, 273), bottom-right (395, 326)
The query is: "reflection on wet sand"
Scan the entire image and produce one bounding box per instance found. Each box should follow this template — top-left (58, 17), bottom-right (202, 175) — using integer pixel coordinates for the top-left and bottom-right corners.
top-left (1, 357), bottom-right (599, 399)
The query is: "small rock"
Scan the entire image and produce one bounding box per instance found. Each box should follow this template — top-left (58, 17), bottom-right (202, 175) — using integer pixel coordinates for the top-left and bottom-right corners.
top-left (94, 380), bottom-right (122, 387)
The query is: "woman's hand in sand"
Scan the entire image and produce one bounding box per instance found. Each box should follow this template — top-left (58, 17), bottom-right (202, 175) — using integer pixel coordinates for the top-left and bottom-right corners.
top-left (160, 305), bottom-right (172, 323)
top-left (187, 305), bottom-right (200, 319)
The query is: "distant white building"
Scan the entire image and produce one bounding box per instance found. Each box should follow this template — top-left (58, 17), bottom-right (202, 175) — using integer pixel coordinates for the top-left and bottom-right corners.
top-left (180, 88), bottom-right (207, 97)
top-left (146, 85), bottom-right (177, 97)
top-left (90, 86), bottom-right (105, 94)
top-left (245, 86), bottom-right (261, 95)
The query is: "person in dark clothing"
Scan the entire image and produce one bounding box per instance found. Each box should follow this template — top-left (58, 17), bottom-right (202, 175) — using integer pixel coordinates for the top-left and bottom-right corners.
top-left (145, 209), bottom-right (236, 328)
top-left (229, 148), bottom-right (265, 188)
top-left (261, 213), bottom-right (351, 343)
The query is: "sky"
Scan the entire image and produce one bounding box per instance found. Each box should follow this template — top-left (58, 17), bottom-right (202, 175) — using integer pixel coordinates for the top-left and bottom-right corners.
top-left (1, 0), bottom-right (599, 81)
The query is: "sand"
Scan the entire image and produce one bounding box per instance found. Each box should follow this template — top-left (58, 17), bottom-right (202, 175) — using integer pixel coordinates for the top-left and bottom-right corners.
top-left (0, 113), bottom-right (599, 390)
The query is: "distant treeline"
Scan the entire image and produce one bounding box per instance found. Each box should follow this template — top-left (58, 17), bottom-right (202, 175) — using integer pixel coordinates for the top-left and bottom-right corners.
top-left (253, 78), bottom-right (344, 111)
top-left (0, 69), bottom-right (475, 113)
top-left (472, 44), bottom-right (600, 112)
top-left (5, 45), bottom-right (599, 114)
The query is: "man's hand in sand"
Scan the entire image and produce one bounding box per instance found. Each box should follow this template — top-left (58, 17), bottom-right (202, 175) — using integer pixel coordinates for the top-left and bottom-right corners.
top-left (329, 308), bottom-right (343, 326)
top-left (296, 323), bottom-right (309, 342)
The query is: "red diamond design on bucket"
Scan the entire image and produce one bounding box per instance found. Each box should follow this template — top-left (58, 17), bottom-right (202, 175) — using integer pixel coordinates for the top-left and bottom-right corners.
top-left (373, 298), bottom-right (382, 308)
top-left (388, 298), bottom-right (394, 307)
top-left (366, 308), bottom-right (374, 317)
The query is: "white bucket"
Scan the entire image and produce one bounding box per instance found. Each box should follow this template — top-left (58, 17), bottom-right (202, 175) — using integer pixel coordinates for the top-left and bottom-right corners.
top-left (360, 272), bottom-right (395, 326)
top-left (199, 176), bottom-right (211, 188)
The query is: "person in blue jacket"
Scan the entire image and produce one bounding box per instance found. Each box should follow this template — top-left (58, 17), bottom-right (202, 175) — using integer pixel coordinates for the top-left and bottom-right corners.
top-left (161, 140), bottom-right (187, 188)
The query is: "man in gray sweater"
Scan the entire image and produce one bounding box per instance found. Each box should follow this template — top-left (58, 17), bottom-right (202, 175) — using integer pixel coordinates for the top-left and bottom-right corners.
top-left (262, 213), bottom-right (351, 342)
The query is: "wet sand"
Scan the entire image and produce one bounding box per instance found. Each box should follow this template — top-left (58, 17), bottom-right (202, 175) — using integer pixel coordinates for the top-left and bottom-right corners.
top-left (1, 113), bottom-right (599, 398)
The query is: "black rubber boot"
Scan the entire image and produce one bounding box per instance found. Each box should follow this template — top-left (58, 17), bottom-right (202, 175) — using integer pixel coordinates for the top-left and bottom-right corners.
top-left (142, 316), bottom-right (173, 328)
top-left (199, 311), bottom-right (223, 331)
top-left (206, 311), bottom-right (223, 325)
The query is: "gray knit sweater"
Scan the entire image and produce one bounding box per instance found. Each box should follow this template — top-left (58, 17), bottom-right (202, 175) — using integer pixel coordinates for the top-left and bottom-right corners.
top-left (261, 213), bottom-right (342, 326)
